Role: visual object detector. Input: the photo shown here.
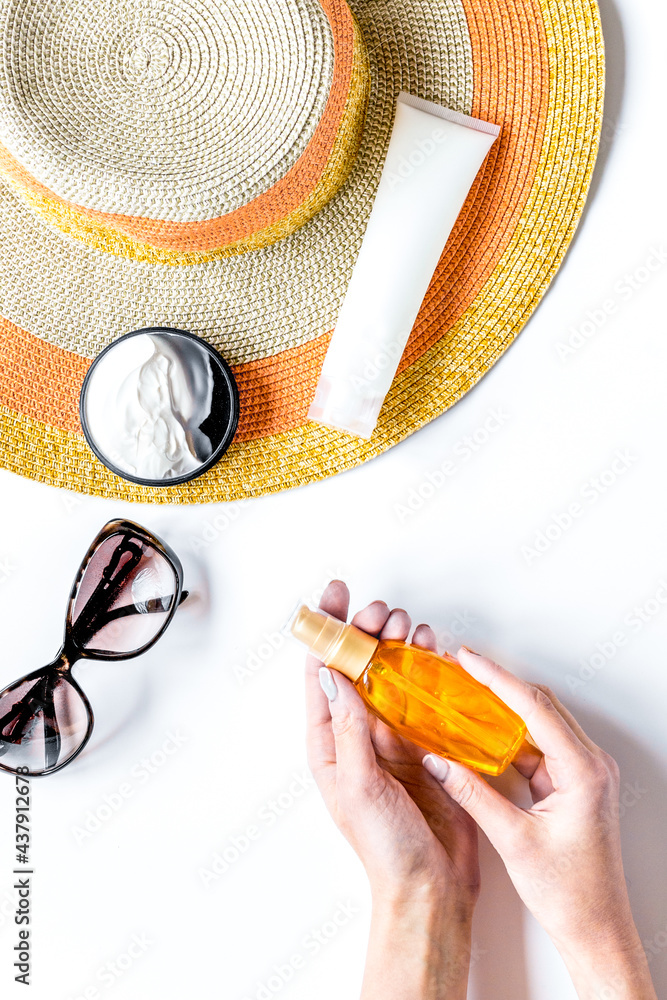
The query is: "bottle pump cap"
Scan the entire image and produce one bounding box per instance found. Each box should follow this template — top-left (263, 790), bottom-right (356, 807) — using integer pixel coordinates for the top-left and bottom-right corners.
top-left (289, 605), bottom-right (379, 682)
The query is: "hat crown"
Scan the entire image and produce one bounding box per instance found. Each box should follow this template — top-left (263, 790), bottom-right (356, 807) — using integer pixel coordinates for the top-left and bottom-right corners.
top-left (0, 0), bottom-right (343, 222)
top-left (123, 34), bottom-right (173, 83)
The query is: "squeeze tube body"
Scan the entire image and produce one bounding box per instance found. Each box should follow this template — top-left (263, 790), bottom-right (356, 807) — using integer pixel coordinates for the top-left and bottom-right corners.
top-left (309, 92), bottom-right (500, 439)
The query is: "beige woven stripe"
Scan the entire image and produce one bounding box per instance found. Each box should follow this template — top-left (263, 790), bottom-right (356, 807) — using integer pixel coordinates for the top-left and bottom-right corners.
top-left (0, 0), bottom-right (474, 363)
top-left (0, 0), bottom-right (334, 221)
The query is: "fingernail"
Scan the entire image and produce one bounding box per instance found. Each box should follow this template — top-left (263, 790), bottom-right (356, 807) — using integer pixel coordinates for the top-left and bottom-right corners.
top-left (423, 754), bottom-right (449, 781)
top-left (319, 667), bottom-right (338, 702)
top-left (458, 645), bottom-right (480, 657)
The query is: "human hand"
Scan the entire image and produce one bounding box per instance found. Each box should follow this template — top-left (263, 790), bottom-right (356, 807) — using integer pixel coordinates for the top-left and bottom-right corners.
top-left (305, 581), bottom-right (480, 999)
top-left (423, 648), bottom-right (657, 1000)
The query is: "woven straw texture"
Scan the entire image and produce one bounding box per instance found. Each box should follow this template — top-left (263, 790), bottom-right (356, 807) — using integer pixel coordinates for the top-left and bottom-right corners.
top-left (0, 0), bottom-right (370, 259)
top-left (0, 0), bottom-right (604, 503)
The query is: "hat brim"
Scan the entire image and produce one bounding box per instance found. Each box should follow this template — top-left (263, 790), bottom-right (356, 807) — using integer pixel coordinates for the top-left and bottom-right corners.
top-left (0, 0), bottom-right (604, 502)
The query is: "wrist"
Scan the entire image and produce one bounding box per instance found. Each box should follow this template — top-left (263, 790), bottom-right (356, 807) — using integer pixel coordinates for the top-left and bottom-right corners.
top-left (370, 870), bottom-right (477, 921)
top-left (554, 924), bottom-right (657, 1000)
top-left (361, 883), bottom-right (474, 1000)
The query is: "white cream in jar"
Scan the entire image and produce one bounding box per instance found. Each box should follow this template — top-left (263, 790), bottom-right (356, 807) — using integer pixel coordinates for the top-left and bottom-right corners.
top-left (80, 329), bottom-right (238, 484)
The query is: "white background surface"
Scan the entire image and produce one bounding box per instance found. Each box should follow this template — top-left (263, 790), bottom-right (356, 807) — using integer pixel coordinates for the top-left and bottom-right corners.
top-left (1, 0), bottom-right (666, 997)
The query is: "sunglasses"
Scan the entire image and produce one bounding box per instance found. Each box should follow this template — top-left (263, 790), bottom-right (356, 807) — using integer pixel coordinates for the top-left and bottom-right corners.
top-left (0, 520), bottom-right (186, 777)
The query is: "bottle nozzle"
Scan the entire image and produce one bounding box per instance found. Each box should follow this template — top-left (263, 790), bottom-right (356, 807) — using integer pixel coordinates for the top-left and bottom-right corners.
top-left (288, 604), bottom-right (378, 682)
top-left (289, 605), bottom-right (334, 653)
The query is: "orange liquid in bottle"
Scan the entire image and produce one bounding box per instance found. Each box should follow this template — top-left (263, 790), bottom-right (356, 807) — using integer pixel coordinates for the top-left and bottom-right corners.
top-left (290, 605), bottom-right (535, 776)
top-left (355, 640), bottom-right (527, 775)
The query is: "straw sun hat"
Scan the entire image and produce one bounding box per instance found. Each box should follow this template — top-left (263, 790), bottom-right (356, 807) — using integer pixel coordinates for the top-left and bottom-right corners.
top-left (0, 0), bottom-right (604, 502)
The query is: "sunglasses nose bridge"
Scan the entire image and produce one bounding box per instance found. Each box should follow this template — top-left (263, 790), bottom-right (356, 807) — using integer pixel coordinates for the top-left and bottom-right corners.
top-left (48, 647), bottom-right (74, 674)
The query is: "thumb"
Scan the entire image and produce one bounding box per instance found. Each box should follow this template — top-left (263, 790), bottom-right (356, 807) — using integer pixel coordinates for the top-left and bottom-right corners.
top-left (423, 753), bottom-right (524, 852)
top-left (320, 667), bottom-right (380, 781)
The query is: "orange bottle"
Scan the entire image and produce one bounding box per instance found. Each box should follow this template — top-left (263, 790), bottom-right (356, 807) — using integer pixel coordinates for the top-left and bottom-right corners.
top-left (291, 605), bottom-right (539, 775)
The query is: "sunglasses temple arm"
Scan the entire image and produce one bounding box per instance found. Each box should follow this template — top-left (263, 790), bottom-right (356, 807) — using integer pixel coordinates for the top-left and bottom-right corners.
top-left (0, 695), bottom-right (36, 742)
top-left (71, 540), bottom-right (144, 646)
top-left (77, 590), bottom-right (190, 630)
top-left (40, 684), bottom-right (62, 771)
top-left (0, 676), bottom-right (61, 770)
top-left (0, 676), bottom-right (50, 741)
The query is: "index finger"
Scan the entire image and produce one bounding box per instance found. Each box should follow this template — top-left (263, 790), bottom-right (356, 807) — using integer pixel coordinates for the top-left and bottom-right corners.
top-left (305, 580), bottom-right (351, 773)
top-left (456, 647), bottom-right (592, 779)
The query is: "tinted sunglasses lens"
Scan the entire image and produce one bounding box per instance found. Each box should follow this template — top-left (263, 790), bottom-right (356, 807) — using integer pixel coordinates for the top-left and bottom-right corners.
top-left (70, 532), bottom-right (178, 655)
top-left (0, 671), bottom-right (91, 775)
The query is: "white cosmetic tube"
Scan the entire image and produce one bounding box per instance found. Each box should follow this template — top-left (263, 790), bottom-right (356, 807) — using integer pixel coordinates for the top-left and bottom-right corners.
top-left (309, 92), bottom-right (500, 439)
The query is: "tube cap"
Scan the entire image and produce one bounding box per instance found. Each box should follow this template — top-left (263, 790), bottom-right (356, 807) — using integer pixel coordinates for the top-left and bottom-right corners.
top-left (289, 605), bottom-right (378, 681)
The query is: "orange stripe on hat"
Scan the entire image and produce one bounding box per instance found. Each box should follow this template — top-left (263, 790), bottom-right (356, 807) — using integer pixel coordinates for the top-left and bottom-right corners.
top-left (0, 317), bottom-right (332, 442)
top-left (402, 0), bottom-right (549, 366)
top-left (0, 318), bottom-right (87, 434)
